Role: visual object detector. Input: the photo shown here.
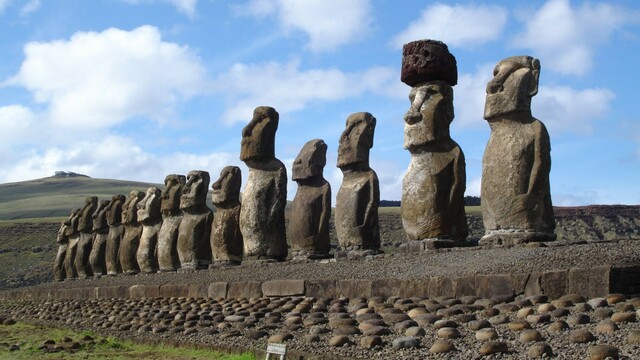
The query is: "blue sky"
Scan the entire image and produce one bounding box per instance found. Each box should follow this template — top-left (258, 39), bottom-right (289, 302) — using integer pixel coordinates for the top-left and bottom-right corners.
top-left (0, 0), bottom-right (639, 205)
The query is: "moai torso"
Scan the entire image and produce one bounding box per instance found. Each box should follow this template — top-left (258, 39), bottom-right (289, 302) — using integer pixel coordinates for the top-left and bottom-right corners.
top-left (480, 56), bottom-right (555, 245)
top-left (136, 187), bottom-right (162, 273)
top-left (158, 174), bottom-right (185, 271)
top-left (64, 208), bottom-right (81, 279)
top-left (54, 209), bottom-right (76, 281)
top-left (120, 191), bottom-right (144, 274)
top-left (105, 194), bottom-right (125, 275)
top-left (210, 166), bottom-right (243, 266)
top-left (89, 199), bottom-right (110, 276)
top-left (177, 170), bottom-right (213, 269)
top-left (75, 196), bottom-right (98, 278)
top-left (239, 106), bottom-right (288, 261)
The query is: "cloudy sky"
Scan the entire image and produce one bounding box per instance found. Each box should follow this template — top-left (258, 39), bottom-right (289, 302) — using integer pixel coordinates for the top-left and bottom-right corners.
top-left (0, 0), bottom-right (639, 205)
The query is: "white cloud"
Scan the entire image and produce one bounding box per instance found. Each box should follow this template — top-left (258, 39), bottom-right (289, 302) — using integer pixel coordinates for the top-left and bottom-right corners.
top-left (239, 0), bottom-right (373, 52)
top-left (453, 63), bottom-right (494, 129)
top-left (466, 177), bottom-right (481, 197)
top-left (0, 0), bottom-right (9, 14)
top-left (391, 3), bottom-right (508, 49)
top-left (213, 60), bottom-right (399, 125)
top-left (122, 0), bottom-right (197, 18)
top-left (0, 105), bottom-right (36, 145)
top-left (19, 0), bottom-right (39, 16)
top-left (514, 0), bottom-right (639, 76)
top-left (8, 26), bottom-right (205, 130)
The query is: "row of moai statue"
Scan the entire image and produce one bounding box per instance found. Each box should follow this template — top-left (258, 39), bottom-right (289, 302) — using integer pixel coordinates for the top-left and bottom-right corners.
top-left (52, 38), bottom-right (556, 280)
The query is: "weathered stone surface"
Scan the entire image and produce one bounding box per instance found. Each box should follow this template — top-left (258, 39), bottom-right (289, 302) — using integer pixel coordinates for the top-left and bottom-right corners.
top-left (105, 194), bottom-right (125, 275)
top-left (289, 139), bottom-right (332, 259)
top-left (569, 329), bottom-right (595, 343)
top-left (120, 191), bottom-right (144, 274)
top-left (541, 270), bottom-right (568, 300)
top-left (129, 285), bottom-right (159, 298)
top-left (392, 336), bottom-right (420, 349)
top-left (401, 39), bottom-right (457, 87)
top-left (336, 280), bottom-right (372, 299)
top-left (306, 280), bottom-right (337, 298)
top-left (178, 170), bottom-right (213, 269)
top-left (227, 281), bottom-right (262, 299)
top-left (157, 174), bottom-right (185, 272)
top-left (96, 286), bottom-right (129, 299)
top-left (476, 275), bottom-right (514, 299)
top-left (75, 196), bottom-right (98, 278)
top-left (210, 166), bottom-right (243, 265)
top-left (158, 284), bottom-right (189, 298)
top-left (480, 56), bottom-right (555, 245)
top-left (588, 345), bottom-right (619, 360)
top-left (262, 280), bottom-right (305, 297)
top-left (89, 199), bottom-right (111, 276)
top-left (528, 342), bottom-right (553, 358)
top-left (240, 106), bottom-right (288, 261)
top-left (430, 339), bottom-right (455, 354)
top-left (568, 267), bottom-right (612, 298)
top-left (136, 187), bottom-right (162, 273)
top-left (335, 112), bottom-right (380, 251)
top-left (207, 282), bottom-right (228, 299)
top-left (480, 341), bottom-right (509, 355)
top-left (56, 209), bottom-right (79, 281)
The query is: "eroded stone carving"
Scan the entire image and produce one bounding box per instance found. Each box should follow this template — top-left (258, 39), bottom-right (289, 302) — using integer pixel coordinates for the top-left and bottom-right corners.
top-left (89, 199), bottom-right (110, 277)
top-left (480, 55), bottom-right (555, 245)
top-left (158, 174), bottom-right (185, 272)
top-left (239, 106), bottom-right (288, 261)
top-left (177, 170), bottom-right (213, 269)
top-left (289, 139), bottom-right (331, 259)
top-left (54, 209), bottom-right (77, 281)
top-left (75, 196), bottom-right (98, 278)
top-left (119, 191), bottom-right (144, 274)
top-left (210, 166), bottom-right (243, 266)
top-left (105, 194), bottom-right (126, 275)
top-left (335, 112), bottom-right (380, 253)
top-left (137, 187), bottom-right (162, 273)
top-left (400, 39), bottom-right (468, 248)
top-left (63, 208), bottom-right (81, 279)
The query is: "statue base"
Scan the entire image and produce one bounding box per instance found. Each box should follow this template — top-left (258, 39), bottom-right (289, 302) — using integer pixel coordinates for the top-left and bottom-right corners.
top-left (479, 230), bottom-right (556, 246)
top-left (334, 247), bottom-right (383, 260)
top-left (291, 250), bottom-right (333, 261)
top-left (209, 261), bottom-right (241, 269)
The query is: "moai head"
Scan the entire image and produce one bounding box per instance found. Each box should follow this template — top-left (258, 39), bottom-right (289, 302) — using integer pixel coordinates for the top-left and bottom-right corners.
top-left (337, 112), bottom-right (376, 169)
top-left (240, 106), bottom-right (279, 163)
top-left (122, 191), bottom-right (145, 225)
top-left (401, 39), bottom-right (457, 87)
top-left (211, 166), bottom-right (241, 206)
top-left (293, 139), bottom-right (327, 181)
top-left (106, 194), bottom-right (126, 226)
top-left (180, 170), bottom-right (210, 209)
top-left (64, 208), bottom-right (81, 236)
top-left (404, 81), bottom-right (454, 151)
top-left (79, 196), bottom-right (98, 232)
top-left (56, 222), bottom-right (68, 244)
top-left (161, 174), bottom-right (186, 213)
top-left (92, 199), bottom-right (111, 231)
top-left (484, 56), bottom-right (540, 121)
top-left (137, 187), bottom-right (162, 223)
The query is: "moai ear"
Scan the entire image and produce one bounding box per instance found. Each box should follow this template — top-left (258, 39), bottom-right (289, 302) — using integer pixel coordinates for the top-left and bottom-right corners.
top-left (529, 58), bottom-right (540, 97)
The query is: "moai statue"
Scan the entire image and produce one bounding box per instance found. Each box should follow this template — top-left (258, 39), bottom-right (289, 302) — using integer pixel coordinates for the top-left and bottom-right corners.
top-left (177, 170), bottom-right (213, 269)
top-left (75, 196), bottom-right (98, 278)
top-left (289, 139), bottom-right (332, 259)
top-left (105, 194), bottom-right (126, 275)
top-left (335, 112), bottom-right (381, 254)
top-left (53, 209), bottom-right (77, 281)
top-left (239, 106), bottom-right (288, 261)
top-left (400, 40), bottom-right (468, 249)
top-left (136, 187), bottom-right (162, 273)
top-left (480, 56), bottom-right (555, 245)
top-left (89, 199), bottom-right (110, 277)
top-left (158, 174), bottom-right (185, 272)
top-left (63, 208), bottom-right (81, 279)
top-left (210, 166), bottom-right (243, 267)
top-left (119, 191), bottom-right (144, 274)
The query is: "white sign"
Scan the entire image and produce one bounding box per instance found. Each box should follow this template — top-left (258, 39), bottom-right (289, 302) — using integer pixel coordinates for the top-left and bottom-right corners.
top-left (266, 342), bottom-right (287, 358)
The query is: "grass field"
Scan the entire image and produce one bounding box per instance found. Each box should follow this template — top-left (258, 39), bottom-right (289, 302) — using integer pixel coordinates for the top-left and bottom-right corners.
top-left (379, 205), bottom-right (482, 215)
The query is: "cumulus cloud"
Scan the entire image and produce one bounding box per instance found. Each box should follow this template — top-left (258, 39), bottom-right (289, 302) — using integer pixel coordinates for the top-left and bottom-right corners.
top-left (513, 0), bottom-right (639, 76)
top-left (212, 60), bottom-right (400, 125)
top-left (7, 26), bottom-right (206, 130)
top-left (391, 3), bottom-right (508, 49)
top-left (19, 0), bottom-right (39, 16)
top-left (238, 0), bottom-right (372, 52)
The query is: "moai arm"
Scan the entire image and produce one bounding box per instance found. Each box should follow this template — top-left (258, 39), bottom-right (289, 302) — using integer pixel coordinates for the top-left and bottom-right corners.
top-left (528, 121), bottom-right (551, 196)
top-left (360, 173), bottom-right (379, 229)
top-left (268, 165), bottom-right (287, 230)
top-left (450, 148), bottom-right (466, 210)
top-left (318, 183), bottom-right (331, 239)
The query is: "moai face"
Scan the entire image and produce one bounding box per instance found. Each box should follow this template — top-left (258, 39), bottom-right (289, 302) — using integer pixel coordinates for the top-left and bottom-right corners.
top-left (211, 166), bottom-right (241, 206)
top-left (123, 191), bottom-right (145, 224)
top-left (484, 56), bottom-right (540, 121)
top-left (137, 187), bottom-right (162, 222)
top-left (240, 106), bottom-right (279, 162)
top-left (404, 81), bottom-right (454, 150)
top-left (293, 139), bottom-right (327, 181)
top-left (337, 112), bottom-right (376, 169)
top-left (161, 174), bottom-right (186, 213)
top-left (180, 170), bottom-right (210, 209)
top-left (92, 199), bottom-right (111, 231)
top-left (106, 194), bottom-right (126, 226)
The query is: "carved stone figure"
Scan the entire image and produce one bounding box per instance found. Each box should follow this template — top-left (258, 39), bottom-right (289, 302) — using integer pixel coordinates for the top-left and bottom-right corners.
top-left (89, 199), bottom-right (110, 277)
top-left (289, 139), bottom-right (332, 259)
top-left (119, 191), bottom-right (144, 274)
top-left (63, 208), bottom-right (81, 279)
top-left (177, 170), bottom-right (213, 269)
top-left (335, 112), bottom-right (380, 253)
top-left (136, 187), bottom-right (162, 273)
top-left (158, 174), bottom-right (185, 272)
top-left (239, 106), bottom-right (288, 261)
top-left (400, 39), bottom-right (468, 248)
top-left (480, 55), bottom-right (555, 245)
top-left (105, 194), bottom-right (126, 275)
top-left (74, 196), bottom-right (98, 278)
top-left (54, 209), bottom-right (77, 281)
top-left (210, 166), bottom-right (243, 266)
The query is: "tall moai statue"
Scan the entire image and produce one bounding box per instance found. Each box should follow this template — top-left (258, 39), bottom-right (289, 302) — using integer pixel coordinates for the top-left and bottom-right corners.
top-left (239, 106), bottom-right (288, 261)
top-left (210, 166), bottom-right (243, 266)
top-left (289, 139), bottom-right (332, 259)
top-left (63, 208), bottom-right (81, 279)
top-left (137, 187), bottom-right (162, 273)
top-left (480, 56), bottom-right (555, 245)
top-left (177, 170), bottom-right (213, 269)
top-left (158, 174), bottom-right (185, 272)
top-left (54, 209), bottom-right (77, 281)
top-left (335, 112), bottom-right (381, 254)
top-left (75, 196), bottom-right (98, 278)
top-left (400, 39), bottom-right (468, 248)
top-left (89, 199), bottom-right (110, 277)
top-left (105, 194), bottom-right (126, 275)
top-left (120, 191), bottom-right (144, 274)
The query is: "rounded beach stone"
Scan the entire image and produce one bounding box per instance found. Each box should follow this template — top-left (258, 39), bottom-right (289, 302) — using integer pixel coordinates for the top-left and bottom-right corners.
top-left (405, 326), bottom-right (426, 337)
top-left (407, 308), bottom-right (428, 318)
top-left (488, 314), bottom-right (509, 325)
top-left (479, 341), bottom-right (509, 356)
top-left (595, 320), bottom-right (618, 333)
top-left (520, 329), bottom-right (543, 343)
top-left (567, 313), bottom-right (591, 325)
top-left (468, 319), bottom-right (491, 330)
top-left (605, 293), bottom-right (626, 305)
top-left (437, 327), bottom-right (460, 339)
top-left (360, 335), bottom-right (382, 349)
top-left (627, 330), bottom-right (640, 344)
top-left (537, 303), bottom-right (556, 313)
top-left (475, 328), bottom-right (498, 341)
top-left (329, 335), bottom-right (352, 347)
top-left (304, 334), bottom-right (320, 344)
top-left (569, 329), bottom-right (595, 343)
top-left (527, 313), bottom-right (551, 325)
top-left (517, 307), bottom-right (534, 319)
top-left (574, 303), bottom-right (592, 313)
top-left (611, 312), bottom-right (636, 323)
top-left (593, 308), bottom-right (614, 319)
top-left (588, 298), bottom-right (608, 309)
top-left (550, 308), bottom-right (570, 317)
top-left (433, 319), bottom-right (458, 329)
top-left (333, 325), bottom-right (360, 336)
top-left (268, 333), bottom-right (293, 343)
top-left (527, 341), bottom-right (553, 358)
top-left (392, 336), bottom-right (421, 350)
top-left (362, 325), bottom-right (391, 336)
top-left (508, 320), bottom-right (531, 331)
top-left (588, 344), bottom-right (619, 360)
top-left (430, 339), bottom-right (455, 354)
